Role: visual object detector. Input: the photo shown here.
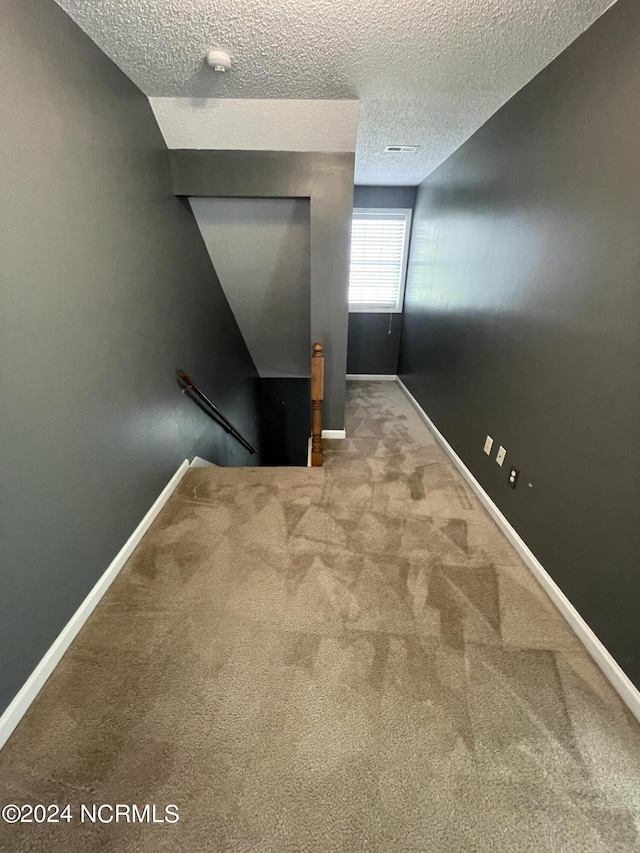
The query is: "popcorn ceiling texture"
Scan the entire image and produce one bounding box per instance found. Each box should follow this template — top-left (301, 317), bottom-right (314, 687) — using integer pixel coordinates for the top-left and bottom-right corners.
top-left (56, 0), bottom-right (617, 184)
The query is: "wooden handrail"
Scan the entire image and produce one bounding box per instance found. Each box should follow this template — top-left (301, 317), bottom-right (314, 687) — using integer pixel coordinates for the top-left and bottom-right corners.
top-left (311, 342), bottom-right (324, 467)
top-left (177, 370), bottom-right (257, 455)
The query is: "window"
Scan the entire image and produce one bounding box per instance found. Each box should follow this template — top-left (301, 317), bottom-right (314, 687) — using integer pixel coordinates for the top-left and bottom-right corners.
top-left (348, 208), bottom-right (412, 313)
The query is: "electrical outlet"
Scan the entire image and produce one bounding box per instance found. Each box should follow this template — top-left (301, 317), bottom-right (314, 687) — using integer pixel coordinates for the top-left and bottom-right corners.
top-left (483, 435), bottom-right (494, 455)
top-left (496, 446), bottom-right (507, 466)
top-left (508, 466), bottom-right (519, 488)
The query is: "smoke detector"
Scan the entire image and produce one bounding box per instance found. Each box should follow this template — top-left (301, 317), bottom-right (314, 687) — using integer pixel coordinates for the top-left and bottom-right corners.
top-left (206, 48), bottom-right (233, 72)
top-left (384, 145), bottom-right (420, 153)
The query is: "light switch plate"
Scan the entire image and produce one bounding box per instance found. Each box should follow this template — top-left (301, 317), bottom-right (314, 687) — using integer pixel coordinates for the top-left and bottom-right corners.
top-left (496, 446), bottom-right (507, 466)
top-left (484, 435), bottom-right (494, 455)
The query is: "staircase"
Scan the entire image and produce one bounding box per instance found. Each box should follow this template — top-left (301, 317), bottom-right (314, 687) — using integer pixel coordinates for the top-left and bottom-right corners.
top-left (181, 342), bottom-right (324, 469)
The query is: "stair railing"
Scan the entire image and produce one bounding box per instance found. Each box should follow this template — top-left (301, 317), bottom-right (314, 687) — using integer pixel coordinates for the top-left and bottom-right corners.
top-left (177, 370), bottom-right (257, 455)
top-left (311, 343), bottom-right (324, 467)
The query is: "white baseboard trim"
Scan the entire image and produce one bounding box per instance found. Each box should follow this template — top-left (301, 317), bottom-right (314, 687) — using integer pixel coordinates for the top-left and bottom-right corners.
top-left (346, 374), bottom-right (398, 381)
top-left (308, 432), bottom-right (344, 463)
top-left (322, 429), bottom-right (346, 440)
top-left (0, 459), bottom-right (191, 752)
top-left (190, 456), bottom-right (217, 468)
top-left (396, 377), bottom-right (640, 722)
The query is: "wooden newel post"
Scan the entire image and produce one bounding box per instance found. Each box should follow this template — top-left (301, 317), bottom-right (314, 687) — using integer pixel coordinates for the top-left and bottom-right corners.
top-left (311, 342), bottom-right (324, 467)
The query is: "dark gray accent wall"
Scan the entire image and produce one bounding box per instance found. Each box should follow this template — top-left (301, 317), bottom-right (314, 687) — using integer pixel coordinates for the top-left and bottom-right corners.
top-left (347, 313), bottom-right (402, 375)
top-left (399, 0), bottom-right (640, 685)
top-left (353, 186), bottom-right (417, 210)
top-left (170, 150), bottom-right (355, 430)
top-left (0, 0), bottom-right (259, 714)
top-left (347, 186), bottom-right (416, 375)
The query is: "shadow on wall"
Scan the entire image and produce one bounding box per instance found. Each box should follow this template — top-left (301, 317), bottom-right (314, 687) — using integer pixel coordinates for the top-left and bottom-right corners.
top-left (189, 197), bottom-right (312, 379)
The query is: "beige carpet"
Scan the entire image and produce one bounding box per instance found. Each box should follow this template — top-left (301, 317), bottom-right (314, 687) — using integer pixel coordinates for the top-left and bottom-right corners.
top-left (1, 381), bottom-right (639, 852)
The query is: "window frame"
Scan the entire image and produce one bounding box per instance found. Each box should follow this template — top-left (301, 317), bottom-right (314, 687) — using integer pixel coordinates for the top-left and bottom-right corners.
top-left (348, 207), bottom-right (413, 314)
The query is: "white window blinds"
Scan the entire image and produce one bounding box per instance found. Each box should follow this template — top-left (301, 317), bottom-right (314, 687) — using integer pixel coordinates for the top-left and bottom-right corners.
top-left (348, 209), bottom-right (412, 312)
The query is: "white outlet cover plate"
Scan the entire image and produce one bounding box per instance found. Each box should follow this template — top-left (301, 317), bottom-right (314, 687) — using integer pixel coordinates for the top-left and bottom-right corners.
top-left (496, 446), bottom-right (507, 466)
top-left (484, 435), bottom-right (494, 455)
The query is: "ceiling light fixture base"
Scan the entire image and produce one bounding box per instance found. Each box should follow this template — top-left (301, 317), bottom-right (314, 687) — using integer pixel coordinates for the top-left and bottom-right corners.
top-left (206, 48), bottom-right (233, 73)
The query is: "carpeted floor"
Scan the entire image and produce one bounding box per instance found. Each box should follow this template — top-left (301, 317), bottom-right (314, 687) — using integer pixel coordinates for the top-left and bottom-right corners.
top-left (1, 381), bottom-right (639, 851)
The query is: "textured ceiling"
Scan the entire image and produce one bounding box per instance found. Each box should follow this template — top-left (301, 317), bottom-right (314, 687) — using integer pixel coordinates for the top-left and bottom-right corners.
top-left (56, 0), bottom-right (616, 184)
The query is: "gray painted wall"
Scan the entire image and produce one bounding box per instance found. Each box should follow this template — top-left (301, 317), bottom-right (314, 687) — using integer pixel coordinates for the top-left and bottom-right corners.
top-left (353, 186), bottom-right (416, 210)
top-left (399, 0), bottom-right (640, 685)
top-left (0, 0), bottom-right (259, 714)
top-left (189, 198), bottom-right (311, 378)
top-left (170, 150), bottom-right (355, 430)
top-left (347, 313), bottom-right (402, 376)
top-left (347, 186), bottom-right (416, 375)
